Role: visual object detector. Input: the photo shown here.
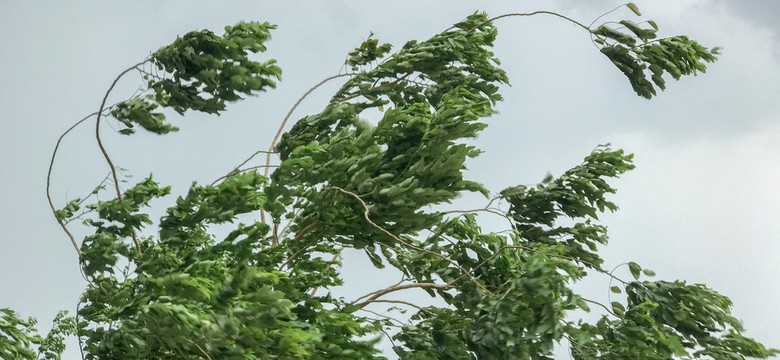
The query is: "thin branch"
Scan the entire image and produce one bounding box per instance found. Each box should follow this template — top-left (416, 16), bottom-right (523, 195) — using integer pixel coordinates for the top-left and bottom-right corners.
top-left (328, 187), bottom-right (482, 288)
top-left (337, 72), bottom-right (412, 102)
top-left (470, 11), bottom-right (591, 33)
top-left (184, 339), bottom-right (213, 360)
top-left (259, 73), bottom-right (353, 224)
top-left (309, 247), bottom-right (344, 297)
top-left (357, 299), bottom-right (435, 316)
top-left (352, 282), bottom-right (454, 310)
top-left (75, 299), bottom-right (85, 360)
top-left (94, 60), bottom-right (149, 252)
top-left (354, 275), bottom-right (409, 304)
top-left (277, 208), bottom-right (302, 241)
top-left (588, 3), bottom-right (629, 29)
top-left (47, 111), bottom-right (101, 256)
top-left (581, 297), bottom-right (618, 318)
top-left (212, 150), bottom-right (278, 186)
top-left (357, 307), bottom-right (407, 327)
top-left (278, 220), bottom-right (321, 271)
top-left (454, 244), bottom-right (628, 286)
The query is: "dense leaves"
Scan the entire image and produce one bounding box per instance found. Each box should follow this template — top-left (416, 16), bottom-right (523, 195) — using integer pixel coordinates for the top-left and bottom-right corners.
top-left (5, 4), bottom-right (776, 360)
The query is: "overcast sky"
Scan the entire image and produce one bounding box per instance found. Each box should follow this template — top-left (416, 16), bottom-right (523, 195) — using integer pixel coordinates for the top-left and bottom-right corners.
top-left (1, 0), bottom-right (778, 358)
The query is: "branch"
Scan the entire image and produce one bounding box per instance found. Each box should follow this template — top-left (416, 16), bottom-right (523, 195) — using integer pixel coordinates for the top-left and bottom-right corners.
top-left (328, 187), bottom-right (482, 288)
top-left (352, 282), bottom-right (454, 310)
top-left (337, 72), bottom-right (412, 102)
top-left (211, 150), bottom-right (277, 186)
top-left (184, 339), bottom-right (212, 360)
top-left (260, 73), bottom-right (354, 224)
top-left (94, 60), bottom-right (149, 252)
top-left (581, 297), bottom-right (619, 318)
top-left (454, 244), bottom-right (628, 286)
top-left (356, 299), bottom-right (435, 316)
top-left (469, 11), bottom-right (591, 33)
top-left (47, 111), bottom-right (101, 256)
top-left (278, 220), bottom-right (321, 271)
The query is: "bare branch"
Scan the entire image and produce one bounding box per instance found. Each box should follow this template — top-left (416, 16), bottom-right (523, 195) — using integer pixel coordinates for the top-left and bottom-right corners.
top-left (211, 150), bottom-right (278, 186)
top-left (47, 111), bottom-right (101, 256)
top-left (352, 282), bottom-right (454, 310)
top-left (356, 299), bottom-right (435, 316)
top-left (469, 11), bottom-right (590, 33)
top-left (184, 339), bottom-right (213, 360)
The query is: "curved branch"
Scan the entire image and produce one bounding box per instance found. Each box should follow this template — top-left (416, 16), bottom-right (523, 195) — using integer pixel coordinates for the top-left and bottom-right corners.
top-left (455, 244), bottom-right (629, 286)
top-left (328, 187), bottom-right (482, 288)
top-left (94, 60), bottom-right (148, 252)
top-left (352, 282), bottom-right (453, 310)
top-left (356, 299), bottom-right (435, 316)
top-left (470, 11), bottom-right (591, 33)
top-left (258, 73), bottom-right (354, 224)
top-left (47, 111), bottom-right (100, 256)
top-left (581, 297), bottom-right (619, 318)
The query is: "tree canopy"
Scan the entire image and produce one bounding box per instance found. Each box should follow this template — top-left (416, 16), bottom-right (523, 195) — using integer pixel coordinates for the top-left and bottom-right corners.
top-left (2, 4), bottom-right (777, 359)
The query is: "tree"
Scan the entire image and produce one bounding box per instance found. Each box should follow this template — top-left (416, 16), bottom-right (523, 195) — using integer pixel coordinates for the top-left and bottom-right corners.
top-left (2, 4), bottom-right (777, 359)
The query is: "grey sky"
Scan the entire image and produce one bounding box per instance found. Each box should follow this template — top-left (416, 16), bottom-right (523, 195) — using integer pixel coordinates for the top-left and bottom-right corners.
top-left (1, 1), bottom-right (778, 358)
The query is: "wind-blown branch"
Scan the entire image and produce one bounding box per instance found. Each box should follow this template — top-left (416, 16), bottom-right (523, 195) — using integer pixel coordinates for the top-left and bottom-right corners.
top-left (328, 187), bottom-right (483, 288)
top-left (47, 111), bottom-right (101, 256)
top-left (352, 282), bottom-right (454, 310)
top-left (260, 73), bottom-right (354, 224)
top-left (94, 60), bottom-right (149, 252)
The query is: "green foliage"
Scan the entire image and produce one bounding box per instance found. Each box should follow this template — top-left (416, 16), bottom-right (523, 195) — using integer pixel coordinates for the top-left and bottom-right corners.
top-left (9, 4), bottom-right (776, 359)
top-left (111, 21), bottom-right (282, 136)
top-left (592, 20), bottom-right (720, 99)
top-left (0, 310), bottom-right (75, 360)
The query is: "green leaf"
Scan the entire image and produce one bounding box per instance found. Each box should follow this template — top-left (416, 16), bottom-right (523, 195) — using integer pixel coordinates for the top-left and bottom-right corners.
top-left (626, 2), bottom-right (642, 16)
top-left (611, 301), bottom-right (626, 317)
top-left (610, 286), bottom-right (622, 294)
top-left (628, 262), bottom-right (642, 280)
top-left (647, 20), bottom-right (658, 31)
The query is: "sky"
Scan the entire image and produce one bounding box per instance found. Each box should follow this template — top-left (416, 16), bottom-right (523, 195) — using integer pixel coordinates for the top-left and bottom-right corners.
top-left (0, 0), bottom-right (778, 358)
